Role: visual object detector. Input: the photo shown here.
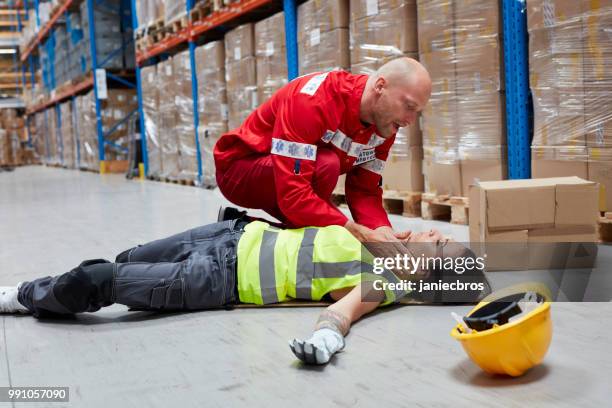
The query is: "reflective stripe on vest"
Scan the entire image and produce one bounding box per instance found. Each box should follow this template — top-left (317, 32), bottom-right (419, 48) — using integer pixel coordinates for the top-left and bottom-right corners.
top-left (237, 221), bottom-right (404, 305)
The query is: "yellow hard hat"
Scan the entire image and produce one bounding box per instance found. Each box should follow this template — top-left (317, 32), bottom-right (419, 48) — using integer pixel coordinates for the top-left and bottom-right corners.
top-left (450, 284), bottom-right (553, 377)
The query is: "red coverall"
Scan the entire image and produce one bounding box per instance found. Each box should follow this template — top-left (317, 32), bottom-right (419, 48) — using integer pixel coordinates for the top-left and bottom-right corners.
top-left (214, 70), bottom-right (395, 229)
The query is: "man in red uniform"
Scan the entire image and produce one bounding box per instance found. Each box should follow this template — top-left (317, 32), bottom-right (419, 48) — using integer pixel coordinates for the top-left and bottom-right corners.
top-left (214, 57), bottom-right (432, 242)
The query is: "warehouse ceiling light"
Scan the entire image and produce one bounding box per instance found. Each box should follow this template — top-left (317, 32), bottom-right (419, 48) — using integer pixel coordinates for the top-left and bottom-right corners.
top-left (0, 49), bottom-right (17, 54)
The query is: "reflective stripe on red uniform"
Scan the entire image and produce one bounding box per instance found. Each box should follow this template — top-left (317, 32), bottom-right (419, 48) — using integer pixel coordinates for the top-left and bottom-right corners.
top-left (214, 71), bottom-right (394, 229)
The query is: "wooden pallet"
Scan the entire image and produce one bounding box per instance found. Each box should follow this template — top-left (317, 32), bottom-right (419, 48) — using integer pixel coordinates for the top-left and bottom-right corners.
top-left (382, 191), bottom-right (422, 217)
top-left (599, 212), bottom-right (612, 243)
top-left (190, 0), bottom-right (214, 21)
top-left (148, 175), bottom-right (196, 187)
top-left (421, 193), bottom-right (469, 225)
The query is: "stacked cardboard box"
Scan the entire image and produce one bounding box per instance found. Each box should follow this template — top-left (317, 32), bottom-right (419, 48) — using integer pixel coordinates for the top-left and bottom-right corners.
top-left (0, 130), bottom-right (19, 167)
top-left (75, 89), bottom-right (138, 171)
top-left (298, 0), bottom-right (349, 75)
top-left (59, 102), bottom-right (76, 169)
top-left (164, 0), bottom-right (186, 24)
top-left (417, 0), bottom-right (507, 196)
top-left (225, 24), bottom-right (257, 130)
top-left (527, 0), bottom-right (612, 210)
top-left (46, 108), bottom-right (61, 165)
top-left (196, 40), bottom-right (228, 187)
top-left (350, 0), bottom-right (423, 192)
top-left (173, 50), bottom-right (199, 181)
top-left (157, 58), bottom-right (180, 179)
top-left (141, 64), bottom-right (163, 178)
top-left (470, 177), bottom-right (599, 270)
top-left (79, 0), bottom-right (135, 71)
top-left (255, 12), bottom-right (288, 103)
top-left (135, 0), bottom-right (165, 29)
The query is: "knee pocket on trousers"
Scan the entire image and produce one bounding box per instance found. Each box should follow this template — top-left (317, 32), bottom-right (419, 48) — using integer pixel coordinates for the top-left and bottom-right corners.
top-left (150, 278), bottom-right (184, 310)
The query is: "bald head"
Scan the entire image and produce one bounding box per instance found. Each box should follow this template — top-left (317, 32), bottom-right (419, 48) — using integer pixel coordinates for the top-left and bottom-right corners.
top-left (360, 57), bottom-right (432, 138)
top-left (375, 57), bottom-right (431, 90)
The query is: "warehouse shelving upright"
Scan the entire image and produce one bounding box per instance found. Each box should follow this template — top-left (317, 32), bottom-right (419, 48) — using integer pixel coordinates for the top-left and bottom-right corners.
top-left (20, 0), bottom-right (137, 173)
top-left (502, 0), bottom-right (531, 179)
top-left (132, 0), bottom-right (299, 182)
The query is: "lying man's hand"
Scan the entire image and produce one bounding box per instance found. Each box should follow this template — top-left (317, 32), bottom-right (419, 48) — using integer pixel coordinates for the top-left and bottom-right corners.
top-left (375, 226), bottom-right (412, 241)
top-left (289, 328), bottom-right (345, 365)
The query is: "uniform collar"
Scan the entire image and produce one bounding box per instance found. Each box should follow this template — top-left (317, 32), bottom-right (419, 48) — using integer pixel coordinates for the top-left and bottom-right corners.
top-left (346, 74), bottom-right (376, 137)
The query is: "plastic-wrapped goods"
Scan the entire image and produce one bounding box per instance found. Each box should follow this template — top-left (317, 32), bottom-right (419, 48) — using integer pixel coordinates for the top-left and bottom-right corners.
top-left (349, 1), bottom-right (422, 192)
top-left (165, 0), bottom-right (187, 24)
top-left (157, 58), bottom-right (180, 179)
top-left (255, 12), bottom-right (288, 103)
top-left (101, 90), bottom-right (138, 162)
top-left (298, 0), bottom-right (350, 74)
top-left (0, 130), bottom-right (8, 166)
top-left (527, 0), bottom-right (612, 209)
top-left (33, 113), bottom-right (48, 162)
top-left (141, 65), bottom-right (163, 178)
top-left (350, 0), bottom-right (417, 68)
top-left (46, 108), bottom-right (61, 166)
top-left (76, 92), bottom-right (98, 170)
top-left (225, 24), bottom-right (258, 130)
top-left (135, 0), bottom-right (165, 29)
top-left (195, 41), bottom-right (228, 187)
top-left (173, 50), bottom-right (199, 182)
top-left (60, 102), bottom-right (76, 169)
top-left (417, 0), bottom-right (507, 196)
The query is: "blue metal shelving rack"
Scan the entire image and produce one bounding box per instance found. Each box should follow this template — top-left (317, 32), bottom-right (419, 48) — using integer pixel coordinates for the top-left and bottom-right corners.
top-left (502, 0), bottom-right (531, 179)
top-left (21, 0), bottom-right (137, 173)
top-left (132, 0), bottom-right (299, 182)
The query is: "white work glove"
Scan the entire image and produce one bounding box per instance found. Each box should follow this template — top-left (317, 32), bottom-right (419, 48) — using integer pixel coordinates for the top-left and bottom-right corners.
top-left (289, 328), bottom-right (345, 365)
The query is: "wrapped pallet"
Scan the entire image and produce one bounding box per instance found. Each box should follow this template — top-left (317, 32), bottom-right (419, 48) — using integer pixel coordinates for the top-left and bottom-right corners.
top-left (298, 0), bottom-right (350, 74)
top-left (173, 50), bottom-right (199, 182)
top-left (225, 24), bottom-right (257, 130)
top-left (46, 108), bottom-right (61, 166)
top-left (164, 0), bottom-right (186, 24)
top-left (157, 58), bottom-right (180, 179)
top-left (417, 0), bottom-right (507, 196)
top-left (76, 91), bottom-right (99, 171)
top-left (60, 102), bottom-right (76, 169)
top-left (255, 12), bottom-right (288, 103)
top-left (350, 0), bottom-right (423, 192)
top-left (141, 64), bottom-right (163, 178)
top-left (527, 0), bottom-right (612, 210)
top-left (196, 41), bottom-right (228, 187)
top-left (135, 0), bottom-right (164, 29)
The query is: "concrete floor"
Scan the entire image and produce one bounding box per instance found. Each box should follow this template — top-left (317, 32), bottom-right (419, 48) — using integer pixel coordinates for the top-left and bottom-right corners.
top-left (0, 166), bottom-right (610, 407)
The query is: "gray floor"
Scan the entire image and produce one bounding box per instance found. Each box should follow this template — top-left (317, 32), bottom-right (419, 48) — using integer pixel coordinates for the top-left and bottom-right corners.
top-left (0, 166), bottom-right (610, 407)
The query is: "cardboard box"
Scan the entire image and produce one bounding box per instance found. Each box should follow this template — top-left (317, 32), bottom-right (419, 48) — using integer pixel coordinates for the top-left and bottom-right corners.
top-left (457, 92), bottom-right (506, 147)
top-left (460, 157), bottom-right (507, 196)
top-left (350, 0), bottom-right (418, 65)
top-left (298, 28), bottom-right (349, 74)
top-left (475, 177), bottom-right (598, 232)
top-left (416, 0), bottom-right (454, 53)
top-left (297, 0), bottom-right (349, 40)
top-left (527, 0), bottom-right (583, 31)
top-left (584, 89), bottom-right (612, 147)
top-left (224, 23), bottom-right (255, 64)
top-left (470, 177), bottom-right (599, 270)
top-left (419, 49), bottom-right (457, 95)
top-left (587, 147), bottom-right (612, 211)
top-left (226, 56), bottom-right (257, 129)
top-left (382, 146), bottom-right (424, 192)
top-left (532, 154), bottom-right (589, 179)
top-left (455, 41), bottom-right (503, 93)
top-left (423, 156), bottom-right (462, 196)
top-left (256, 12), bottom-right (288, 103)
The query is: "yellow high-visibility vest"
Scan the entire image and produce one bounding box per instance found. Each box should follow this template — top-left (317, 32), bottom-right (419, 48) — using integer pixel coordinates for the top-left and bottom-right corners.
top-left (236, 221), bottom-right (403, 305)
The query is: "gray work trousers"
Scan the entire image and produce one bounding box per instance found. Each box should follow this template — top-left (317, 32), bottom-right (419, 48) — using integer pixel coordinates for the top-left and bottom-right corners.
top-left (18, 220), bottom-right (245, 318)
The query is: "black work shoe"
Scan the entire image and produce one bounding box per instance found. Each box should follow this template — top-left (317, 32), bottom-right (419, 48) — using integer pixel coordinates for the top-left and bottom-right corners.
top-left (217, 206), bottom-right (248, 222)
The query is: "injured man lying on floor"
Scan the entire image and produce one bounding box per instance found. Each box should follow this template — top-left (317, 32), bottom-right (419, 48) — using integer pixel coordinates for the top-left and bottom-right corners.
top-left (1, 215), bottom-right (490, 365)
